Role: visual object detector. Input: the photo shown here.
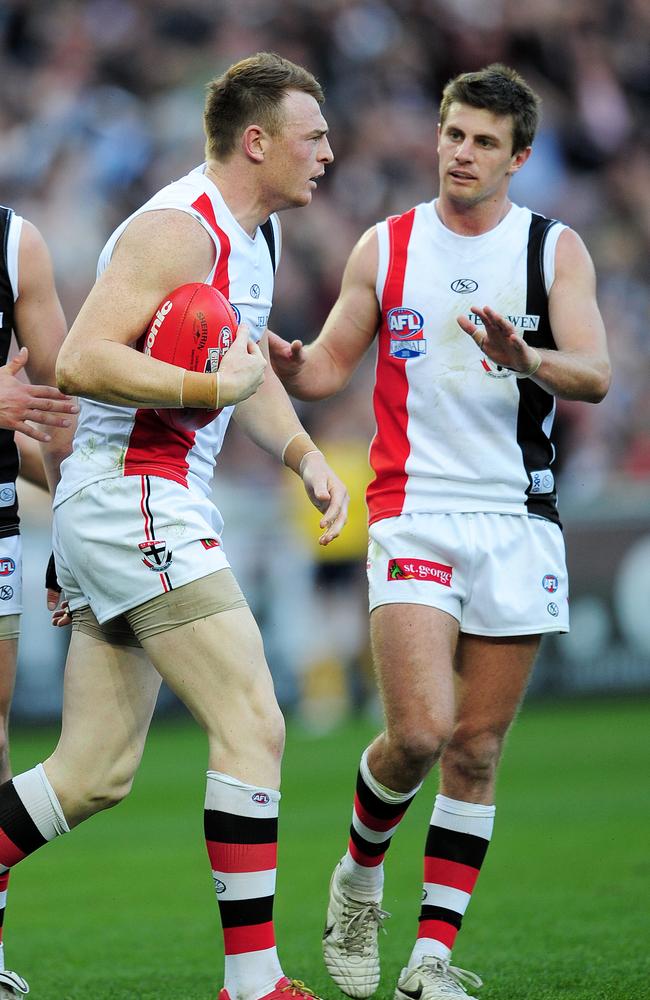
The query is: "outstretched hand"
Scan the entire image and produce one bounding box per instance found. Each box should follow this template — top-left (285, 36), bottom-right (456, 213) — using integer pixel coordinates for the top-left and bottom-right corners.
top-left (267, 331), bottom-right (306, 385)
top-left (457, 306), bottom-right (541, 376)
top-left (0, 347), bottom-right (78, 441)
top-left (299, 451), bottom-right (349, 546)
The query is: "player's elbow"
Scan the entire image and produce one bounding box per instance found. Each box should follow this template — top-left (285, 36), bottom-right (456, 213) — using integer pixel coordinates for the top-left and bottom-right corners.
top-left (56, 345), bottom-right (84, 396)
top-left (587, 361), bottom-right (611, 404)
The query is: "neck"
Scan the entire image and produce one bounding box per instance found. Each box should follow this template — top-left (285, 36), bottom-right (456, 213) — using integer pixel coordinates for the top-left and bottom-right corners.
top-left (435, 193), bottom-right (512, 236)
top-left (204, 161), bottom-right (268, 237)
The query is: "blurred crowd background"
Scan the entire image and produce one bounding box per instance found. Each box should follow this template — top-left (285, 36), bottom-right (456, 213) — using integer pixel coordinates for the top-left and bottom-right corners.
top-left (2, 0), bottom-right (649, 724)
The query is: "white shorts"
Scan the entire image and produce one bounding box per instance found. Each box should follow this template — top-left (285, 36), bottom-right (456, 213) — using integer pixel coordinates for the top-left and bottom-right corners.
top-left (367, 511), bottom-right (569, 636)
top-left (0, 534), bottom-right (22, 616)
top-left (53, 475), bottom-right (230, 624)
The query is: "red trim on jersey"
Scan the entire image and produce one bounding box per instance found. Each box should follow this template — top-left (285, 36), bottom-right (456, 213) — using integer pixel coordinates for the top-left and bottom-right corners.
top-left (206, 840), bottom-right (278, 873)
top-left (367, 209), bottom-right (416, 526)
top-left (354, 793), bottom-right (407, 833)
top-left (0, 871), bottom-right (9, 891)
top-left (0, 830), bottom-right (27, 868)
top-left (223, 922), bottom-right (276, 955)
top-left (424, 857), bottom-right (480, 893)
top-left (123, 409), bottom-right (195, 489)
top-left (417, 918), bottom-right (458, 949)
top-left (191, 192), bottom-right (232, 297)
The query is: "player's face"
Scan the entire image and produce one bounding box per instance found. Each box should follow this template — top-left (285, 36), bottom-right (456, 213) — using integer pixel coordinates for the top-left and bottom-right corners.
top-left (437, 102), bottom-right (530, 209)
top-left (264, 89), bottom-right (333, 209)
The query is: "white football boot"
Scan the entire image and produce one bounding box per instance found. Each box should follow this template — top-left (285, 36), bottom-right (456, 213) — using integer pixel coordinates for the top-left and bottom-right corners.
top-left (394, 957), bottom-right (482, 1000)
top-left (0, 971), bottom-right (29, 997)
top-left (322, 863), bottom-right (390, 998)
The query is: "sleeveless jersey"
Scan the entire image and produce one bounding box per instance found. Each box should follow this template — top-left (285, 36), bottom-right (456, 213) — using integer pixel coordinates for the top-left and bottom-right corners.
top-left (0, 207), bottom-right (23, 539)
top-left (54, 165), bottom-right (281, 507)
top-left (367, 200), bottom-right (565, 527)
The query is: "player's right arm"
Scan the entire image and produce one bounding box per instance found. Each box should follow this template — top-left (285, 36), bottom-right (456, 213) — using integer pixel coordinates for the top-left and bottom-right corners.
top-left (268, 226), bottom-right (380, 400)
top-left (56, 209), bottom-right (265, 410)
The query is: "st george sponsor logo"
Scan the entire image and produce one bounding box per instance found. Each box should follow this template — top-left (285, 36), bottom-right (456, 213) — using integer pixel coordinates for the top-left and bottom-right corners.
top-left (138, 539), bottom-right (173, 572)
top-left (387, 307), bottom-right (426, 359)
top-left (387, 558), bottom-right (453, 587)
top-left (0, 558), bottom-right (15, 576)
top-left (252, 792), bottom-right (270, 805)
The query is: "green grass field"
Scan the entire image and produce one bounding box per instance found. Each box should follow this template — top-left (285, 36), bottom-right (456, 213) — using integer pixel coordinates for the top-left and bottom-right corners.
top-left (6, 696), bottom-right (650, 1000)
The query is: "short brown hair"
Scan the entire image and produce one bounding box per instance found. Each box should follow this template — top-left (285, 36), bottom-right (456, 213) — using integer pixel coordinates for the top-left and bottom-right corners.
top-left (439, 64), bottom-right (541, 153)
top-left (204, 51), bottom-right (324, 160)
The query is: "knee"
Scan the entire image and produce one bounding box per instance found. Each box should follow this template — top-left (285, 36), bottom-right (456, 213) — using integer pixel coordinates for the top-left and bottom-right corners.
top-left (73, 763), bottom-right (136, 818)
top-left (443, 725), bottom-right (506, 786)
top-left (388, 719), bottom-right (452, 773)
top-left (251, 702), bottom-right (286, 765)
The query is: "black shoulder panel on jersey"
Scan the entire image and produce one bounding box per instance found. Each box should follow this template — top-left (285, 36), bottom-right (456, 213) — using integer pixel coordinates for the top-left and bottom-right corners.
top-left (516, 213), bottom-right (562, 527)
top-left (0, 205), bottom-right (20, 532)
top-left (260, 218), bottom-right (276, 273)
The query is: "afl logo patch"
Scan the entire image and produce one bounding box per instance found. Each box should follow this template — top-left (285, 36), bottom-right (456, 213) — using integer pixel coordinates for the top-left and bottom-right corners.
top-left (542, 574), bottom-right (559, 593)
top-left (252, 792), bottom-right (271, 806)
top-left (0, 558), bottom-right (15, 576)
top-left (451, 278), bottom-right (478, 293)
top-left (387, 307), bottom-right (426, 359)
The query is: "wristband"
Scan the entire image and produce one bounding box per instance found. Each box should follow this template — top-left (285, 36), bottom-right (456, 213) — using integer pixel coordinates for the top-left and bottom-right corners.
top-left (282, 431), bottom-right (319, 473)
top-left (514, 350), bottom-right (542, 379)
top-left (181, 370), bottom-right (219, 408)
top-left (298, 450), bottom-right (321, 477)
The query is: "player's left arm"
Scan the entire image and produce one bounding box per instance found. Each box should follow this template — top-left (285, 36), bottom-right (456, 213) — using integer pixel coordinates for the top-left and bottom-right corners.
top-left (538, 228), bottom-right (611, 401)
top-left (13, 221), bottom-right (76, 491)
top-left (233, 332), bottom-right (349, 546)
top-left (459, 229), bottom-right (611, 402)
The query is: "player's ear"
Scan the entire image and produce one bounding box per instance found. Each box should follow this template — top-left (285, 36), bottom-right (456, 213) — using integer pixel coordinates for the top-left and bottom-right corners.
top-left (507, 145), bottom-right (532, 176)
top-left (242, 124), bottom-right (267, 163)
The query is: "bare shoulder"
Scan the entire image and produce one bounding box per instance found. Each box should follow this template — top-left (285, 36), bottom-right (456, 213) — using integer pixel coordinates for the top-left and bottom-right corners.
top-left (343, 225), bottom-right (378, 288)
top-left (17, 220), bottom-right (55, 294)
top-left (554, 227), bottom-right (596, 280)
top-left (108, 208), bottom-right (216, 291)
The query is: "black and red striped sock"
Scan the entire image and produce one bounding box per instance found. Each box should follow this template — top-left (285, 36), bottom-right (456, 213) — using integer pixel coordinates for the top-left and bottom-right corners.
top-left (409, 794), bottom-right (495, 967)
top-left (0, 765), bottom-right (68, 870)
top-left (205, 771), bottom-right (283, 996)
top-left (339, 748), bottom-right (420, 900)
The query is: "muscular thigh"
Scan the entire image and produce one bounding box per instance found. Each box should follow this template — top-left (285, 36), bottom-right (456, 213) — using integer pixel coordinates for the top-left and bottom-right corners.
top-left (370, 603), bottom-right (459, 735)
top-left (140, 603), bottom-right (277, 730)
top-left (453, 632), bottom-right (541, 736)
top-left (48, 628), bottom-right (161, 796)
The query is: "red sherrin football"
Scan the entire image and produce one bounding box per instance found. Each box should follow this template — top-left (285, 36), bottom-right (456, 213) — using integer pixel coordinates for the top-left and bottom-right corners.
top-left (140, 282), bottom-right (239, 431)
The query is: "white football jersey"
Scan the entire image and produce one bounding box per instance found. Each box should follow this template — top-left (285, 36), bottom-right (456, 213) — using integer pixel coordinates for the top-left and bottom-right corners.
top-left (367, 200), bottom-right (566, 527)
top-left (55, 165), bottom-right (281, 507)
